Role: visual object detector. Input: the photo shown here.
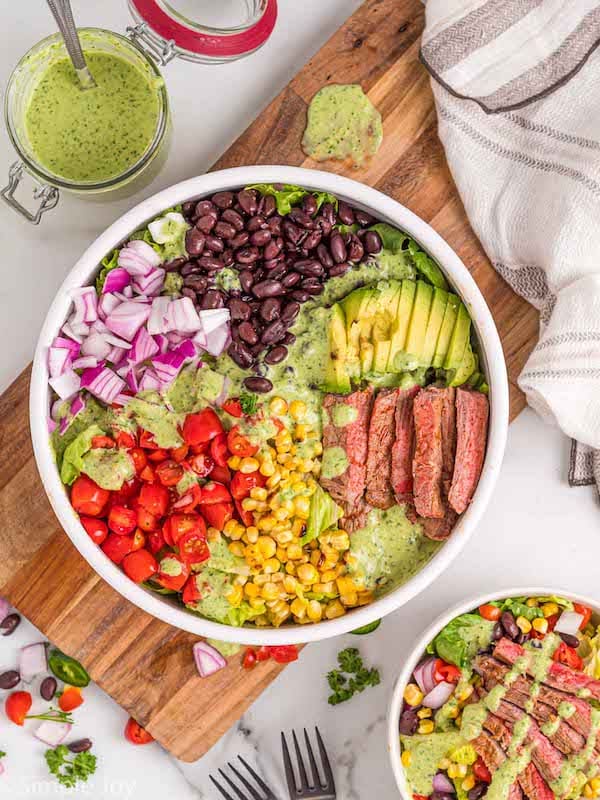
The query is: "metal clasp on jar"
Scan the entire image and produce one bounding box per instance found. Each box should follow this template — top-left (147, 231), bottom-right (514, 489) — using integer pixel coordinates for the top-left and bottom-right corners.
top-left (0, 162), bottom-right (59, 225)
top-left (126, 23), bottom-right (177, 66)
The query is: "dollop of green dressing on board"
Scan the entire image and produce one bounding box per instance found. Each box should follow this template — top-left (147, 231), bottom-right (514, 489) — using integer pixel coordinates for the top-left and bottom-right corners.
top-left (25, 42), bottom-right (161, 182)
top-left (302, 84), bottom-right (383, 167)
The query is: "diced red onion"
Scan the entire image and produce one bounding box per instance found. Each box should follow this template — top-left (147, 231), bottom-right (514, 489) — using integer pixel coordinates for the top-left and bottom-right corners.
top-left (105, 301), bottom-right (151, 342)
top-left (98, 293), bottom-right (120, 320)
top-left (69, 286), bottom-right (98, 324)
top-left (123, 285), bottom-right (133, 298)
top-left (166, 297), bottom-right (202, 334)
top-left (133, 267), bottom-right (165, 297)
top-left (147, 296), bottom-right (171, 335)
top-left (49, 369), bottom-right (80, 400)
top-left (53, 336), bottom-right (80, 356)
top-left (71, 394), bottom-right (86, 418)
top-left (177, 339), bottom-right (197, 360)
top-left (104, 332), bottom-right (132, 350)
top-left (91, 319), bottom-right (109, 334)
top-left (130, 326), bottom-right (159, 364)
top-left (151, 350), bottom-right (188, 387)
top-left (59, 415), bottom-right (70, 435)
top-left (167, 330), bottom-right (186, 346)
top-left (112, 392), bottom-right (133, 406)
top-left (48, 416), bottom-right (57, 433)
top-left (72, 355), bottom-right (98, 370)
top-left (413, 656), bottom-right (438, 695)
top-left (554, 611), bottom-right (584, 637)
top-left (139, 368), bottom-right (160, 391)
top-left (48, 347), bottom-right (72, 378)
top-left (118, 249), bottom-right (152, 278)
top-left (204, 325), bottom-right (231, 357)
top-left (106, 346), bottom-right (127, 365)
top-left (102, 267), bottom-right (130, 294)
top-left (198, 308), bottom-right (230, 334)
top-left (433, 773), bottom-right (455, 794)
top-left (154, 333), bottom-right (168, 353)
top-left (128, 239), bottom-right (162, 266)
top-left (193, 329), bottom-right (207, 349)
top-left (193, 641), bottom-right (227, 677)
top-left (81, 332), bottom-right (111, 360)
top-left (422, 681), bottom-right (455, 709)
top-left (62, 321), bottom-right (85, 344)
top-left (80, 365), bottom-right (125, 404)
top-left (126, 369), bottom-right (139, 393)
top-left (19, 642), bottom-right (48, 683)
top-left (35, 720), bottom-right (71, 747)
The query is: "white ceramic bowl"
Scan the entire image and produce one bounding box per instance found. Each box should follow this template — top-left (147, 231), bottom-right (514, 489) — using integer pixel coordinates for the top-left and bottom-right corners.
top-left (387, 586), bottom-right (599, 799)
top-left (30, 166), bottom-right (509, 645)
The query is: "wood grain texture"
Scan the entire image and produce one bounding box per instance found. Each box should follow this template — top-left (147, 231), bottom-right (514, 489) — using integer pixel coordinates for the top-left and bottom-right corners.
top-left (0, 0), bottom-right (538, 761)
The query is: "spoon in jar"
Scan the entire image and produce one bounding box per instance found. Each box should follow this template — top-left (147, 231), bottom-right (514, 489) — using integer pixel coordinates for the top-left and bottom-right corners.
top-left (45, 0), bottom-right (96, 90)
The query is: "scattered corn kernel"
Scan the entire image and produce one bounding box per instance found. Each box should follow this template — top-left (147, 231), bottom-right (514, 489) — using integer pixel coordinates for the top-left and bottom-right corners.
top-left (245, 582), bottom-right (260, 598)
top-left (250, 487), bottom-right (268, 501)
top-left (457, 685), bottom-right (474, 702)
top-left (306, 600), bottom-right (322, 621)
top-left (541, 601), bottom-right (559, 617)
top-left (239, 457), bottom-right (260, 474)
top-left (516, 616), bottom-right (532, 634)
top-left (532, 617), bottom-right (549, 634)
top-left (417, 708), bottom-right (432, 719)
top-left (418, 720), bottom-right (435, 735)
top-left (325, 599), bottom-right (345, 619)
top-left (297, 564), bottom-right (319, 584)
top-left (261, 582), bottom-right (280, 601)
top-left (227, 455), bottom-right (241, 470)
top-left (259, 460), bottom-right (276, 477)
top-left (269, 396), bottom-right (288, 416)
top-left (526, 597), bottom-right (539, 607)
top-left (438, 759), bottom-right (452, 771)
top-left (228, 542), bottom-right (245, 558)
top-left (401, 750), bottom-right (412, 768)
top-left (462, 775), bottom-right (476, 792)
top-left (226, 585), bottom-right (243, 607)
top-left (289, 400), bottom-right (306, 420)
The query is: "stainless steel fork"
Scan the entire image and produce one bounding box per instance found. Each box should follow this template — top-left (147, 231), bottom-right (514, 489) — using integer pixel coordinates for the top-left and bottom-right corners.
top-left (281, 728), bottom-right (336, 800)
top-left (210, 756), bottom-right (279, 800)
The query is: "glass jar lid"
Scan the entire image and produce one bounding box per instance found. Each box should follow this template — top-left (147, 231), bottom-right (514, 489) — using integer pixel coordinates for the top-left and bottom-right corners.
top-left (127, 0), bottom-right (277, 63)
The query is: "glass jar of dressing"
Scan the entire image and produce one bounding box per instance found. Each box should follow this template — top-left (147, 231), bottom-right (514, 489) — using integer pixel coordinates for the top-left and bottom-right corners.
top-left (1, 1), bottom-right (277, 223)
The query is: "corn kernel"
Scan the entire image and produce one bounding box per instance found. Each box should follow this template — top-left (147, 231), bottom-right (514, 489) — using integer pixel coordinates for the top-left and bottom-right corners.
top-left (274, 507), bottom-right (291, 522)
top-left (357, 590), bottom-right (374, 606)
top-left (244, 544), bottom-right (262, 567)
top-left (330, 532), bottom-right (350, 551)
top-left (313, 581), bottom-right (335, 595)
top-left (312, 441), bottom-right (323, 456)
top-left (266, 473), bottom-right (281, 489)
top-left (293, 496), bottom-right (311, 517)
top-left (259, 460), bottom-right (275, 477)
top-left (290, 597), bottom-right (308, 618)
top-left (310, 550), bottom-right (323, 568)
top-left (447, 707), bottom-right (459, 719)
top-left (321, 569), bottom-right (337, 583)
top-left (418, 720), bottom-right (435, 735)
top-left (417, 708), bottom-right (432, 719)
top-left (300, 459), bottom-right (315, 473)
top-left (583, 785), bottom-right (595, 799)
top-left (244, 582), bottom-right (260, 598)
top-left (287, 543), bottom-right (303, 561)
top-left (340, 592), bottom-right (358, 607)
top-left (274, 530), bottom-right (294, 545)
top-left (325, 599), bottom-right (345, 620)
top-left (297, 564), bottom-right (319, 584)
top-left (257, 515), bottom-right (276, 532)
top-left (226, 585), bottom-right (243, 607)
top-left (269, 396), bottom-right (288, 416)
top-left (457, 685), bottom-right (474, 702)
top-left (245, 526), bottom-right (259, 544)
top-left (241, 497), bottom-right (258, 511)
top-left (292, 518), bottom-right (306, 538)
top-left (289, 400), bottom-right (306, 420)
top-left (516, 616), bottom-right (532, 634)
top-left (224, 519), bottom-right (239, 536)
top-left (249, 487), bottom-right (268, 502)
top-left (526, 597), bottom-right (539, 607)
top-left (285, 561), bottom-right (297, 576)
top-left (240, 457), bottom-right (260, 474)
top-left (257, 536), bottom-right (277, 559)
top-left (306, 600), bottom-right (322, 621)
top-left (541, 601), bottom-right (559, 618)
top-left (438, 759), bottom-right (452, 771)
top-left (227, 455), bottom-right (241, 470)
top-left (403, 684), bottom-right (424, 706)
top-left (532, 617), bottom-right (548, 634)
top-left (261, 582), bottom-right (280, 601)
top-left (401, 750), bottom-right (412, 768)
top-left (462, 775), bottom-right (476, 792)
top-left (294, 424), bottom-right (310, 441)
top-left (263, 558), bottom-right (281, 574)
top-left (207, 527), bottom-right (221, 543)
top-left (591, 779), bottom-right (600, 793)
top-left (336, 576), bottom-right (357, 595)
top-left (228, 541), bottom-right (245, 558)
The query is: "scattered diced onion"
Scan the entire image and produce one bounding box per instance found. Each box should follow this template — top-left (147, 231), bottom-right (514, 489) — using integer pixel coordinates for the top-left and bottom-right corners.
top-left (35, 721), bottom-right (71, 747)
top-left (413, 656), bottom-right (439, 695)
top-left (433, 773), bottom-right (455, 794)
top-left (193, 641), bottom-right (227, 677)
top-left (49, 369), bottom-right (80, 400)
top-left (19, 641), bottom-right (48, 683)
top-left (422, 681), bottom-right (455, 709)
top-left (80, 364), bottom-right (125, 404)
top-left (554, 611), bottom-right (584, 637)
top-left (105, 301), bottom-right (152, 342)
top-left (102, 267), bottom-right (130, 294)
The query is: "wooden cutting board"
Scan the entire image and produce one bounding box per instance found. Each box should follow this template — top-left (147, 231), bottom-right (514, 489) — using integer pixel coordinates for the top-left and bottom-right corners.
top-left (0, 0), bottom-right (539, 762)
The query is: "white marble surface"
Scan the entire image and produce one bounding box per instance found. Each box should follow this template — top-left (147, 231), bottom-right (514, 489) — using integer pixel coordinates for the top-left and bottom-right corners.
top-left (1, 2), bottom-right (599, 799)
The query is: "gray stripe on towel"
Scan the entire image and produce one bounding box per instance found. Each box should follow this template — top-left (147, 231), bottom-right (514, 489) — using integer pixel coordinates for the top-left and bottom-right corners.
top-left (536, 331), bottom-right (600, 351)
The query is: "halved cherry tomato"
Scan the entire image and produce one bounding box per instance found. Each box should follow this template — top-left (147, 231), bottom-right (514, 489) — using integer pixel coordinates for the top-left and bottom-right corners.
top-left (170, 444), bottom-right (189, 462)
top-left (546, 613), bottom-right (559, 632)
top-left (139, 431), bottom-right (160, 450)
top-left (172, 483), bottom-right (202, 512)
top-left (124, 717), bottom-right (154, 745)
top-left (198, 481), bottom-right (232, 505)
top-left (139, 464), bottom-right (156, 483)
top-left (122, 549), bottom-right (158, 583)
top-left (91, 435), bottom-right (115, 449)
top-left (210, 433), bottom-right (229, 467)
top-left (210, 464), bottom-right (231, 485)
top-left (230, 471), bottom-right (265, 500)
top-left (413, 795), bottom-right (429, 800)
top-left (182, 575), bottom-right (202, 605)
top-left (116, 430), bottom-right (136, 449)
top-left (58, 686), bottom-right (84, 713)
top-left (434, 660), bottom-right (461, 684)
top-left (80, 516), bottom-right (108, 545)
top-left (71, 476), bottom-right (110, 517)
top-left (478, 603), bottom-right (501, 622)
top-left (182, 409), bottom-right (223, 447)
top-left (256, 646), bottom-right (271, 662)
top-left (130, 447), bottom-right (148, 473)
top-left (178, 531), bottom-right (210, 567)
top-left (147, 529), bottom-right (166, 556)
top-left (168, 513), bottom-right (206, 545)
top-left (574, 602), bottom-right (593, 630)
top-left (227, 426), bottom-right (258, 457)
top-left (101, 533), bottom-right (135, 564)
top-left (553, 642), bottom-right (584, 670)
top-left (5, 691), bottom-right (32, 726)
top-left (190, 441), bottom-right (210, 455)
top-left (473, 758), bottom-right (492, 784)
top-left (222, 398), bottom-right (244, 418)
top-left (148, 448), bottom-right (169, 463)
top-left (162, 518), bottom-right (174, 547)
top-left (108, 505), bottom-right (137, 536)
top-left (155, 459), bottom-right (184, 486)
top-left (234, 498), bottom-right (253, 527)
top-left (189, 453), bottom-right (214, 477)
top-left (111, 477), bottom-right (140, 505)
top-left (139, 484), bottom-right (169, 517)
top-left (156, 553), bottom-right (189, 591)
top-left (242, 648), bottom-right (257, 670)
top-left (269, 645), bottom-right (299, 664)
top-left (136, 505), bottom-right (158, 532)
top-left (131, 529), bottom-right (146, 551)
top-left (202, 502), bottom-right (233, 530)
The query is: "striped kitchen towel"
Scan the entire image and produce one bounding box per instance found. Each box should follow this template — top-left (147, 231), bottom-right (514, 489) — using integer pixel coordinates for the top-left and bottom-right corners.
top-left (421, 0), bottom-right (600, 489)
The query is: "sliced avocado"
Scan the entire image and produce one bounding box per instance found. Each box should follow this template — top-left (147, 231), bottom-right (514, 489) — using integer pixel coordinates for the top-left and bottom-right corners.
top-left (421, 288), bottom-right (448, 367)
top-left (450, 339), bottom-right (476, 386)
top-left (433, 293), bottom-right (460, 368)
top-left (355, 291), bottom-right (381, 375)
top-left (373, 341), bottom-right (391, 372)
top-left (404, 281), bottom-right (434, 370)
top-left (370, 281), bottom-right (402, 373)
top-left (343, 287), bottom-right (376, 380)
top-left (387, 279), bottom-right (417, 372)
top-left (443, 302), bottom-right (471, 381)
top-left (324, 303), bottom-right (351, 393)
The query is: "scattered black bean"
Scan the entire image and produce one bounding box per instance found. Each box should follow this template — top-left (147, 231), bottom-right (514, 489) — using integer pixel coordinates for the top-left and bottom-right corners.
top-left (221, 209), bottom-right (245, 231)
top-left (0, 613), bottom-right (21, 636)
top-left (264, 345), bottom-right (287, 364)
top-left (185, 229), bottom-right (206, 256)
top-left (364, 230), bottom-right (383, 254)
top-left (204, 235), bottom-right (225, 254)
top-left (492, 621), bottom-right (504, 640)
top-left (181, 287), bottom-right (197, 301)
top-left (0, 670), bottom-right (20, 690)
top-left (196, 214), bottom-right (217, 234)
top-left (214, 221), bottom-right (237, 240)
top-left (238, 321), bottom-right (259, 345)
top-left (355, 209), bottom-right (374, 227)
top-left (228, 341), bottom-right (254, 368)
top-left (236, 246), bottom-right (261, 265)
top-left (40, 676), bottom-right (57, 700)
top-left (282, 332), bottom-right (296, 345)
top-left (198, 256), bottom-right (224, 271)
top-left (399, 707), bottom-right (419, 735)
top-left (259, 298), bottom-right (281, 322)
top-left (559, 632), bottom-right (580, 649)
top-left (302, 194), bottom-right (318, 217)
top-left (230, 231), bottom-right (250, 249)
top-left (263, 238), bottom-right (283, 260)
top-left (267, 215), bottom-right (282, 235)
top-left (347, 236), bottom-right (365, 262)
top-left (329, 232), bottom-right (347, 263)
top-left (237, 189), bottom-right (258, 216)
top-left (337, 201), bottom-right (355, 226)
top-left (251, 229), bottom-right (272, 247)
top-left (294, 259), bottom-right (324, 278)
top-left (243, 376), bottom-right (273, 393)
top-left (431, 793), bottom-right (455, 800)
top-left (468, 784), bottom-right (487, 800)
top-left (229, 298), bottom-right (251, 320)
top-left (181, 260), bottom-right (202, 277)
top-left (289, 208), bottom-right (315, 229)
top-left (282, 219), bottom-right (303, 244)
top-left (200, 290), bottom-right (226, 310)
top-left (239, 270), bottom-right (254, 293)
top-left (328, 261), bottom-right (351, 278)
top-left (500, 611), bottom-right (520, 640)
top-left (282, 272), bottom-right (301, 288)
top-left (261, 319), bottom-right (288, 345)
top-left (290, 289), bottom-right (310, 303)
top-left (68, 739), bottom-right (93, 754)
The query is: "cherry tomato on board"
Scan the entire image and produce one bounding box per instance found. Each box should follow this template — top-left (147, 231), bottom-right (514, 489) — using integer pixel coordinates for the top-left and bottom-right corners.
top-left (202, 502), bottom-right (233, 531)
top-left (221, 398), bottom-right (244, 418)
top-left (5, 691), bottom-right (32, 725)
top-left (156, 554), bottom-right (189, 592)
top-left (122, 549), bottom-right (158, 583)
top-left (124, 717), bottom-right (154, 745)
top-left (269, 645), bottom-right (299, 664)
top-left (227, 427), bottom-right (258, 457)
top-left (80, 516), bottom-right (108, 545)
top-left (131, 529), bottom-right (146, 551)
top-left (182, 409), bottom-right (223, 447)
top-left (108, 505), bottom-right (137, 536)
top-left (553, 642), bottom-right (584, 671)
top-left (58, 686), bottom-right (84, 713)
top-left (434, 660), bottom-right (461, 684)
top-left (71, 476), bottom-right (110, 517)
top-left (574, 603), bottom-right (592, 630)
top-left (138, 483), bottom-right (169, 517)
top-left (139, 465), bottom-right (156, 483)
top-left (478, 604), bottom-right (501, 622)
top-left (242, 648), bottom-right (257, 670)
top-left (256, 646), bottom-right (271, 662)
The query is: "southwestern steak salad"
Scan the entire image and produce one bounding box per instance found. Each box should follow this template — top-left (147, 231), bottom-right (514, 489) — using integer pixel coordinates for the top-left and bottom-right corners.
top-left (46, 184), bottom-right (489, 628)
top-left (399, 597), bottom-right (600, 800)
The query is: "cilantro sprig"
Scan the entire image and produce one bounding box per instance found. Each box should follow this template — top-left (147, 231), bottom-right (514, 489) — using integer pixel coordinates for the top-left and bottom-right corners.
top-left (45, 745), bottom-right (97, 788)
top-left (27, 707), bottom-right (74, 724)
top-left (239, 393), bottom-right (258, 415)
top-left (327, 647), bottom-right (380, 705)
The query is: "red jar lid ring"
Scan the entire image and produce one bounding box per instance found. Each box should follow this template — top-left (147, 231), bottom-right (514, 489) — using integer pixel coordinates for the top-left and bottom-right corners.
top-left (131, 0), bottom-right (277, 59)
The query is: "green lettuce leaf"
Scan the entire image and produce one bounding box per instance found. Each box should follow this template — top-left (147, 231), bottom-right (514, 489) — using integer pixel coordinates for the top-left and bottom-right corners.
top-left (501, 598), bottom-right (544, 621)
top-left (431, 613), bottom-right (495, 668)
top-left (367, 223), bottom-right (449, 290)
top-left (95, 249), bottom-right (119, 293)
top-left (246, 184), bottom-right (338, 216)
top-left (535, 595), bottom-right (574, 611)
top-left (60, 424), bottom-right (104, 485)
top-left (301, 484), bottom-right (343, 545)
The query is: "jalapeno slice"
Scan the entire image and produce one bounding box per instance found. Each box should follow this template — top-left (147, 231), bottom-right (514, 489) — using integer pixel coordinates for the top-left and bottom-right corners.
top-left (48, 650), bottom-right (90, 687)
top-left (350, 619), bottom-right (381, 635)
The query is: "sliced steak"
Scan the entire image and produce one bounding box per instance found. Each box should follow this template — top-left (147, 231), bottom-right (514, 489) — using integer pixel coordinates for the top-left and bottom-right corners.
top-left (412, 388), bottom-right (445, 519)
top-left (341, 497), bottom-right (373, 533)
top-left (320, 388), bottom-right (373, 516)
top-left (421, 508), bottom-right (459, 541)
top-left (448, 388), bottom-right (489, 514)
top-left (494, 637), bottom-right (600, 701)
top-left (491, 694), bottom-right (583, 757)
top-left (366, 388), bottom-right (399, 509)
top-left (391, 386), bottom-right (420, 507)
top-left (435, 386), bottom-right (456, 496)
top-left (471, 731), bottom-right (523, 800)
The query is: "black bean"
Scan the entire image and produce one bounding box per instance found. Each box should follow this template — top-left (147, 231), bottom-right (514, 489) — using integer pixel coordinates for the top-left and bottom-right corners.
top-left (337, 201), bottom-right (355, 226)
top-left (214, 221), bottom-right (237, 240)
top-left (196, 214), bottom-right (217, 234)
top-left (302, 194), bottom-right (318, 217)
top-left (182, 200), bottom-right (196, 218)
top-left (236, 247), bottom-right (260, 265)
top-left (243, 376), bottom-right (273, 394)
top-left (198, 256), bottom-right (224, 271)
top-left (281, 301), bottom-right (301, 323)
top-left (559, 632), bottom-right (580, 649)
top-left (212, 191), bottom-right (234, 209)
top-left (222, 249), bottom-right (234, 267)
top-left (200, 290), bottom-right (225, 309)
top-left (228, 341), bottom-right (254, 368)
top-left (263, 239), bottom-right (283, 260)
top-left (181, 260), bottom-right (201, 276)
top-left (221, 209), bottom-right (244, 231)
top-left (290, 290), bottom-right (310, 303)
top-left (181, 287), bottom-right (197, 301)
top-left (267, 216), bottom-right (282, 235)
top-left (500, 611), bottom-right (520, 640)
top-left (238, 321), bottom-right (259, 345)
top-left (0, 613), bottom-right (20, 636)
top-left (316, 216), bottom-right (333, 236)
top-left (302, 230), bottom-right (322, 251)
top-left (492, 621), bottom-right (504, 640)
top-left (347, 236), bottom-right (365, 262)
top-left (246, 215), bottom-right (266, 233)
top-left (321, 202), bottom-right (336, 225)
top-left (204, 235), bottom-right (225, 254)
top-left (399, 708), bottom-right (419, 735)
top-left (230, 231), bottom-right (250, 249)
top-left (468, 783), bottom-right (487, 800)
top-left (237, 189), bottom-right (258, 216)
top-left (304, 282), bottom-right (324, 296)
top-left (252, 280), bottom-right (285, 298)
top-left (288, 208), bottom-right (315, 229)
top-left (185, 228), bottom-right (206, 256)
top-left (194, 199), bottom-right (216, 218)
top-left (263, 257), bottom-right (284, 271)
top-left (229, 298), bottom-right (251, 320)
top-left (251, 229), bottom-right (272, 247)
top-left (264, 345), bottom-right (287, 364)
top-left (239, 271), bottom-right (254, 293)
top-left (40, 676), bottom-right (57, 700)
top-left (263, 195), bottom-right (277, 217)
top-left (282, 220), bottom-right (303, 244)
top-left (294, 259), bottom-right (324, 278)
top-left (330, 233), bottom-right (347, 263)
top-left (256, 195), bottom-right (265, 215)
top-left (355, 209), bottom-right (374, 227)
top-left (68, 739), bottom-right (93, 754)
top-left (0, 670), bottom-right (20, 690)
top-left (316, 243), bottom-right (334, 268)
top-left (282, 272), bottom-right (301, 289)
top-left (261, 319), bottom-right (288, 345)
top-left (328, 261), bottom-right (350, 278)
top-left (164, 257), bottom-right (186, 272)
top-left (282, 332), bottom-right (296, 345)
top-left (364, 230), bottom-right (383, 255)
top-left (269, 264), bottom-right (288, 281)
top-left (259, 298), bottom-right (281, 322)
